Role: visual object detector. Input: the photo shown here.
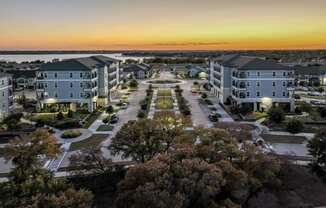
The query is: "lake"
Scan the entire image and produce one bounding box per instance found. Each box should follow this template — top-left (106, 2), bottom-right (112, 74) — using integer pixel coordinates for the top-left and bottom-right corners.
top-left (0, 53), bottom-right (149, 63)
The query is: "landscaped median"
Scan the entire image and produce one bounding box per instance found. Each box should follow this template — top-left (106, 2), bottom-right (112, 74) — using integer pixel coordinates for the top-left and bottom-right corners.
top-left (69, 134), bottom-right (109, 151)
top-left (156, 97), bottom-right (174, 109)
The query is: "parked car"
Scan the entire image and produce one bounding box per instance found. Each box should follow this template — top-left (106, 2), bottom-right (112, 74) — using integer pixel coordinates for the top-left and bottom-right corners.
top-left (121, 103), bottom-right (128, 109)
top-left (308, 92), bottom-right (322, 96)
top-left (310, 100), bottom-right (323, 105)
top-left (208, 112), bottom-right (220, 122)
top-left (110, 114), bottom-right (119, 124)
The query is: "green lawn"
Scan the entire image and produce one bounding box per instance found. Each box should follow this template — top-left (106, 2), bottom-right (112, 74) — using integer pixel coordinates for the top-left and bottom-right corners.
top-left (156, 97), bottom-right (174, 109)
top-left (96, 125), bottom-right (114, 131)
top-left (157, 89), bottom-right (172, 97)
top-left (29, 113), bottom-right (59, 122)
top-left (69, 134), bottom-right (109, 151)
top-left (82, 112), bottom-right (101, 128)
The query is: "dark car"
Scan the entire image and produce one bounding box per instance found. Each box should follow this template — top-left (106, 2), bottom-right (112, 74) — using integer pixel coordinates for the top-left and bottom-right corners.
top-left (208, 112), bottom-right (220, 122)
top-left (110, 114), bottom-right (119, 124)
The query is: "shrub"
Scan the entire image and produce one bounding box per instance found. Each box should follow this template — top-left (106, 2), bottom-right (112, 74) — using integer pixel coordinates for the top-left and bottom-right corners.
top-left (201, 93), bottom-right (208, 99)
top-left (61, 129), bottom-right (82, 139)
top-left (129, 79), bottom-right (138, 88)
top-left (225, 97), bottom-right (232, 105)
top-left (286, 118), bottom-right (304, 134)
top-left (267, 107), bottom-right (285, 123)
top-left (54, 120), bottom-right (81, 129)
top-left (106, 105), bottom-right (114, 114)
top-left (137, 111), bottom-right (145, 118)
top-left (102, 116), bottom-right (110, 124)
top-left (56, 112), bottom-right (64, 120)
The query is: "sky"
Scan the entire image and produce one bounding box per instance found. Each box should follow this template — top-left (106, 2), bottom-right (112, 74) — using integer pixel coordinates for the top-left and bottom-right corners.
top-left (0, 0), bottom-right (326, 50)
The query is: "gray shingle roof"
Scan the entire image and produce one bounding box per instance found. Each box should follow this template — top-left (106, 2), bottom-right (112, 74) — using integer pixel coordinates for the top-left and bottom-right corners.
top-left (123, 64), bottom-right (151, 73)
top-left (216, 55), bottom-right (290, 70)
top-left (39, 55), bottom-right (118, 71)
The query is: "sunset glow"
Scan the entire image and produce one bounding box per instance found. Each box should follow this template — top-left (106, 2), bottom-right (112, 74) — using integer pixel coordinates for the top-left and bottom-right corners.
top-left (1, 0), bottom-right (326, 50)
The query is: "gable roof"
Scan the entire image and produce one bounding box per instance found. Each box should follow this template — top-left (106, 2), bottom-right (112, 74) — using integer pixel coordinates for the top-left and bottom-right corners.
top-left (123, 64), bottom-right (151, 73)
top-left (39, 56), bottom-right (118, 71)
top-left (6, 70), bottom-right (37, 79)
top-left (215, 55), bottom-right (290, 70)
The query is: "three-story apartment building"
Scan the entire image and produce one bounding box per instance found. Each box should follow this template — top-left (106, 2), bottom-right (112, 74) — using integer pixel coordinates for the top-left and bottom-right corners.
top-left (36, 56), bottom-right (120, 112)
top-left (210, 55), bottom-right (295, 112)
top-left (0, 73), bottom-right (13, 120)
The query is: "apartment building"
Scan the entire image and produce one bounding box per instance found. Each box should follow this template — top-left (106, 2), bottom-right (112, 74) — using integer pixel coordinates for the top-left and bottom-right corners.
top-left (36, 55), bottom-right (120, 112)
top-left (210, 55), bottom-right (295, 112)
top-left (0, 73), bottom-right (13, 120)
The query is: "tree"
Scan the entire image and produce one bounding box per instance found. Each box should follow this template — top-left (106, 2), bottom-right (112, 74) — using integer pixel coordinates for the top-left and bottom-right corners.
top-left (67, 109), bottom-right (74, 118)
top-left (129, 79), bottom-right (138, 88)
top-left (0, 129), bottom-right (93, 208)
top-left (115, 140), bottom-right (280, 208)
top-left (109, 120), bottom-right (165, 163)
top-left (106, 105), bottom-right (114, 114)
top-left (299, 102), bottom-right (312, 113)
top-left (317, 87), bottom-right (325, 93)
top-left (267, 107), bottom-right (285, 123)
top-left (307, 128), bottom-right (326, 181)
top-left (286, 118), bottom-right (304, 134)
top-left (69, 146), bottom-right (114, 175)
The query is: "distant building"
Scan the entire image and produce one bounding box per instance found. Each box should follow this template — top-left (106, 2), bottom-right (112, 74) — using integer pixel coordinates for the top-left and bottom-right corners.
top-left (186, 66), bottom-right (208, 78)
top-left (294, 65), bottom-right (326, 86)
top-left (210, 55), bottom-right (295, 112)
top-left (123, 64), bottom-right (153, 79)
top-left (0, 73), bottom-right (13, 120)
top-left (36, 56), bottom-right (120, 112)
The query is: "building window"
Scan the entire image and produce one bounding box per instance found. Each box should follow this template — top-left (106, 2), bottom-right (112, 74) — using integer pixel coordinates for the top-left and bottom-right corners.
top-left (70, 83), bottom-right (73, 88)
top-left (44, 73), bottom-right (47, 78)
top-left (287, 92), bottom-right (290, 97)
top-left (70, 93), bottom-right (73, 98)
top-left (80, 93), bottom-right (83, 98)
top-left (54, 73), bottom-right (57, 78)
top-left (247, 92), bottom-right (250, 97)
top-left (70, 73), bottom-right (73, 78)
top-left (256, 91), bottom-right (260, 97)
top-left (80, 83), bottom-right (83, 88)
top-left (257, 72), bottom-right (260, 76)
top-left (273, 72), bottom-right (276, 76)
top-left (272, 91), bottom-right (276, 97)
top-left (54, 82), bottom-right (57, 88)
top-left (283, 72), bottom-right (286, 76)
top-left (247, 82), bottom-right (250, 86)
top-left (247, 72), bottom-right (250, 77)
top-left (54, 93), bottom-right (58, 98)
top-left (283, 81), bottom-right (286, 86)
top-left (283, 92), bottom-right (286, 97)
top-left (80, 73), bottom-right (83, 78)
top-left (272, 82), bottom-right (276, 86)
top-left (256, 82), bottom-right (260, 87)
top-left (44, 83), bottom-right (48, 88)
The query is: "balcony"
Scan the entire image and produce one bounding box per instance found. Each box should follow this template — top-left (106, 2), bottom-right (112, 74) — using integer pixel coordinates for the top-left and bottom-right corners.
top-left (213, 67), bottom-right (221, 73)
top-left (232, 81), bottom-right (246, 90)
top-left (232, 72), bottom-right (247, 79)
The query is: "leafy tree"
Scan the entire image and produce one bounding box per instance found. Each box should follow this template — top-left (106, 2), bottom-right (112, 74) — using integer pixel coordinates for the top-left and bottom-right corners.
top-left (307, 128), bottom-right (326, 181)
top-left (115, 139), bottom-right (280, 208)
top-left (299, 102), bottom-right (312, 113)
top-left (318, 107), bottom-right (326, 118)
top-left (70, 146), bottom-right (114, 175)
top-left (109, 120), bottom-right (165, 163)
top-left (286, 118), bottom-right (304, 134)
top-left (201, 92), bottom-right (208, 99)
top-left (129, 79), bottom-right (138, 88)
top-left (317, 87), bottom-right (325, 93)
top-left (106, 105), bottom-right (114, 114)
top-left (267, 107), bottom-right (285, 123)
top-left (0, 129), bottom-right (93, 207)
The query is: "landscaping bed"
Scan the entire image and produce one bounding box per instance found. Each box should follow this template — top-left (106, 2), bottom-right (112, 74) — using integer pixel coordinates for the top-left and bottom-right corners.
top-left (96, 125), bottom-right (114, 132)
top-left (156, 97), bottom-right (174, 109)
top-left (69, 134), bottom-right (109, 151)
top-left (61, 129), bottom-right (82, 139)
top-left (148, 80), bottom-right (181, 84)
top-left (157, 89), bottom-right (172, 97)
top-left (214, 122), bottom-right (255, 141)
top-left (261, 134), bottom-right (306, 144)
